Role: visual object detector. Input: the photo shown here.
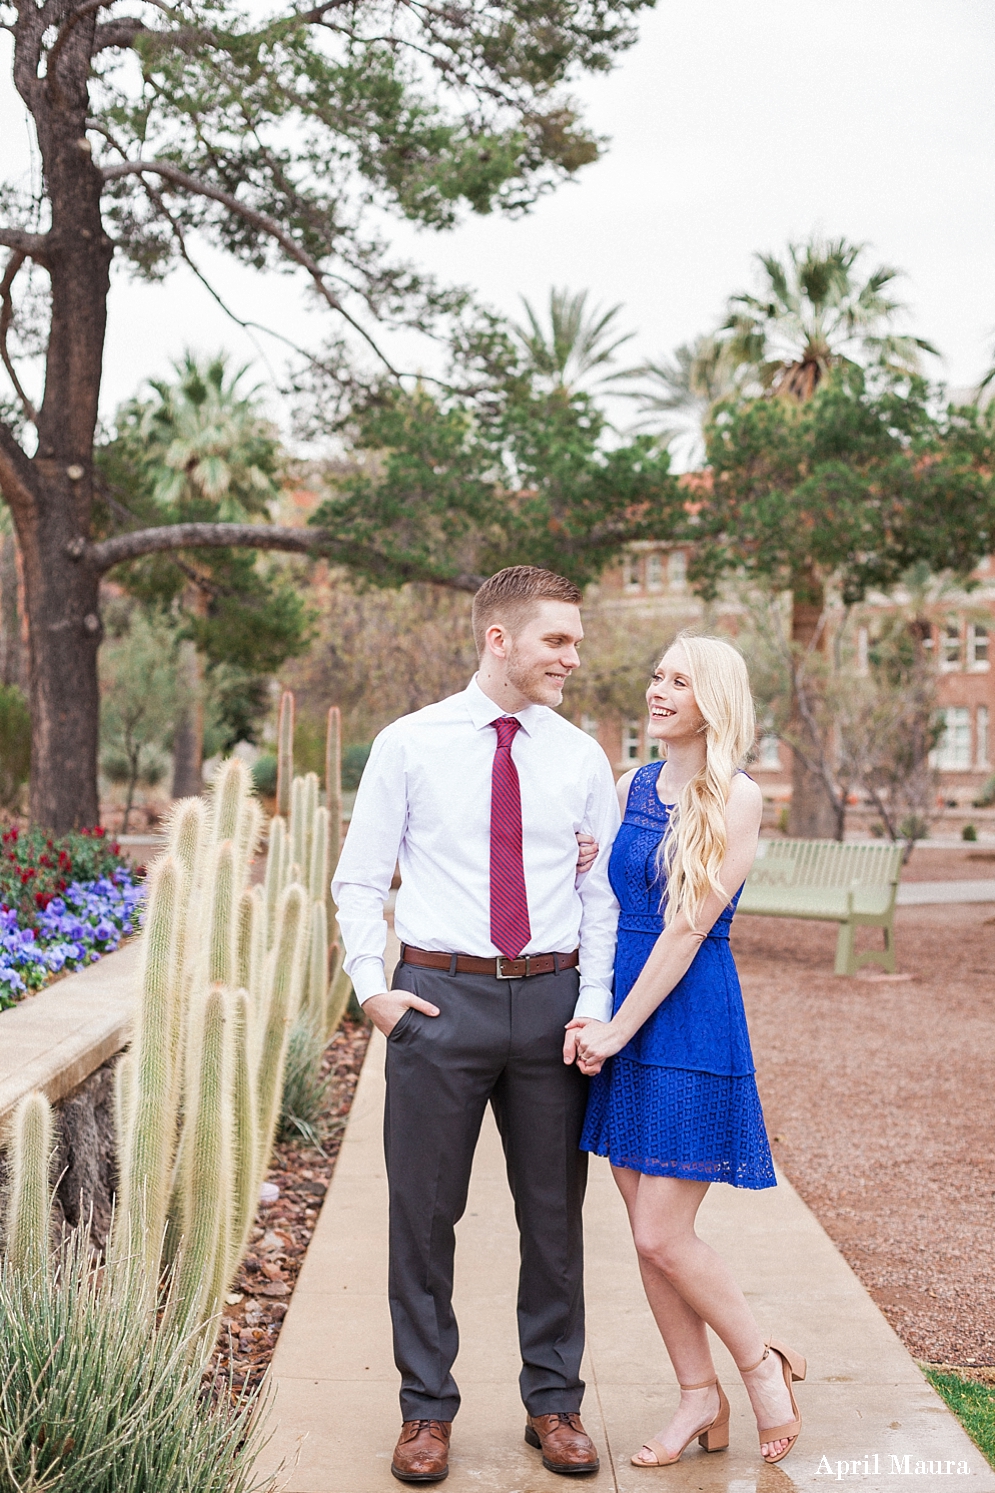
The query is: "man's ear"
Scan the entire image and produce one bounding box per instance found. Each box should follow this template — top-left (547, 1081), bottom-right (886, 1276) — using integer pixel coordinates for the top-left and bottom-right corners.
top-left (484, 621), bottom-right (510, 659)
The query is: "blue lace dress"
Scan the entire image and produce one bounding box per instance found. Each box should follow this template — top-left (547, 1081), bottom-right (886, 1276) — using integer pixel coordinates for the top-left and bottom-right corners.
top-left (580, 762), bottom-right (775, 1189)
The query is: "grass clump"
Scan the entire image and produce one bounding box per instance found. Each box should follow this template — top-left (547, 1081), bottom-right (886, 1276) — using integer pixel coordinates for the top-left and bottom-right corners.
top-left (925, 1369), bottom-right (995, 1470)
top-left (279, 1014), bottom-right (330, 1150)
top-left (0, 1226), bottom-right (274, 1493)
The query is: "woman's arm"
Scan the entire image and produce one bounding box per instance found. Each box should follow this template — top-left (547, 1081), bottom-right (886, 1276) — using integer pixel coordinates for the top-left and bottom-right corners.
top-left (570, 774), bottom-right (762, 1076)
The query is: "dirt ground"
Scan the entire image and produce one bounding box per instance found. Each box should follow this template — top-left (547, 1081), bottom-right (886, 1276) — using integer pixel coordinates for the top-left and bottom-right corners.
top-left (899, 845), bottom-right (995, 880)
top-left (734, 902), bottom-right (995, 1367)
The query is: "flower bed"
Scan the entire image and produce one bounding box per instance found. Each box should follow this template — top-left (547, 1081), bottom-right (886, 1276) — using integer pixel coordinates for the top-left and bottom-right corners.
top-left (0, 826), bottom-right (145, 1008)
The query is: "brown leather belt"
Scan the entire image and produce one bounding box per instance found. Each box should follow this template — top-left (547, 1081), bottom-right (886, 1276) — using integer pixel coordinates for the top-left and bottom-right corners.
top-left (400, 944), bottom-right (579, 980)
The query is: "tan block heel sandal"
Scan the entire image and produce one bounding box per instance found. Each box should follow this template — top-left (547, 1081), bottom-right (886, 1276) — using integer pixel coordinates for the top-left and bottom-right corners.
top-left (630, 1377), bottom-right (730, 1467)
top-left (742, 1338), bottom-right (806, 1465)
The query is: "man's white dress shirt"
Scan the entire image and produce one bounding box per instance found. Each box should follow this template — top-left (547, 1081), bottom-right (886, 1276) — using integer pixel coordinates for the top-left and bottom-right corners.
top-left (332, 676), bottom-right (621, 1022)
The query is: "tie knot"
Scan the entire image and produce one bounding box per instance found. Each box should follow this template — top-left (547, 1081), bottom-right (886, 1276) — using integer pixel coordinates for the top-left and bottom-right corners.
top-left (493, 716), bottom-right (521, 749)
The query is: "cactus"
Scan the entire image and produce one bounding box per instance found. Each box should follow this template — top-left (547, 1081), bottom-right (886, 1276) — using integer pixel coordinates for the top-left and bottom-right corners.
top-left (264, 815), bottom-right (287, 946)
top-left (6, 1091), bottom-right (53, 1276)
top-left (226, 988), bottom-right (257, 1282)
top-left (172, 985), bottom-right (230, 1334)
top-left (303, 772), bottom-right (319, 871)
top-left (113, 1050), bottom-right (134, 1158)
top-left (289, 775), bottom-right (307, 878)
top-left (276, 691), bottom-right (294, 817)
top-left (206, 840), bottom-right (237, 988)
top-left (235, 797), bottom-right (263, 884)
top-left (305, 900), bottom-right (329, 1023)
top-left (256, 884), bottom-right (306, 1182)
top-left (324, 943), bottom-right (353, 1035)
top-left (325, 706), bottom-right (343, 871)
top-left (235, 886), bottom-right (258, 995)
top-left (117, 855), bottom-right (183, 1281)
top-left (212, 756), bottom-right (251, 844)
top-left (308, 806), bottom-right (330, 908)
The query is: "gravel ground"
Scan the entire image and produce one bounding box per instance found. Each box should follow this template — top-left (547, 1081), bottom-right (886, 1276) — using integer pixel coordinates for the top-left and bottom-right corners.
top-left (734, 903), bottom-right (995, 1367)
top-left (900, 846), bottom-right (995, 880)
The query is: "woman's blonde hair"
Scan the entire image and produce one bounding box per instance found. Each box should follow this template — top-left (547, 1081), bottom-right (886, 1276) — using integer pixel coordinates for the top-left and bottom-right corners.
top-left (657, 632), bottom-right (756, 929)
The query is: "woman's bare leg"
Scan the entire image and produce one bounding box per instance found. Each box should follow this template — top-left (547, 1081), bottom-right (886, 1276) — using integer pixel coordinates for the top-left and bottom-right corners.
top-left (612, 1165), bottom-right (795, 1460)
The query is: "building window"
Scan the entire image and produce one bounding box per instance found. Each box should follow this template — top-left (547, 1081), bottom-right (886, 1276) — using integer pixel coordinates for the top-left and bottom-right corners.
top-left (758, 735), bottom-right (781, 770)
top-left (668, 550), bottom-right (687, 588)
top-left (622, 720), bottom-right (641, 762)
top-left (646, 737), bottom-right (662, 761)
top-left (622, 554), bottom-right (641, 592)
top-left (933, 707), bottom-right (971, 770)
top-left (977, 706), bottom-right (990, 770)
top-left (968, 623), bottom-right (990, 671)
top-left (940, 618), bottom-right (961, 672)
top-left (646, 552), bottom-right (663, 591)
top-left (580, 713), bottom-right (599, 738)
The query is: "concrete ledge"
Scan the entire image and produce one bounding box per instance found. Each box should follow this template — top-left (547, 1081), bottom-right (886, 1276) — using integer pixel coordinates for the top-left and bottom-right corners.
top-left (0, 941), bottom-right (140, 1123)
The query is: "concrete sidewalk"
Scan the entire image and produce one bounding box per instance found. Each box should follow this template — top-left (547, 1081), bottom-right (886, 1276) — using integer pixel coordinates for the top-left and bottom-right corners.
top-left (896, 880), bottom-right (995, 905)
top-left (258, 945), bottom-right (993, 1493)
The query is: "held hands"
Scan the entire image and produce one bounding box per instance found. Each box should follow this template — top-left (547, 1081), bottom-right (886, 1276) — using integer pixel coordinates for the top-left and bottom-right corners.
top-left (575, 832), bottom-right (599, 875)
top-left (562, 1017), bottom-right (626, 1075)
top-left (364, 990), bottom-right (440, 1038)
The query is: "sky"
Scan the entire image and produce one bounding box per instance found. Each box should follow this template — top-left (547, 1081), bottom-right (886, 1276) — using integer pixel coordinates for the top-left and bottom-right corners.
top-left (2, 0), bottom-right (994, 431)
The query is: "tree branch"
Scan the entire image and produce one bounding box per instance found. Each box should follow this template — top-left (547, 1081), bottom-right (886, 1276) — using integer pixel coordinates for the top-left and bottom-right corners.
top-left (0, 253), bottom-right (39, 425)
top-left (85, 521), bottom-right (484, 591)
top-left (100, 160), bottom-right (400, 374)
top-left (0, 228), bottom-right (50, 263)
top-left (0, 419), bottom-right (37, 518)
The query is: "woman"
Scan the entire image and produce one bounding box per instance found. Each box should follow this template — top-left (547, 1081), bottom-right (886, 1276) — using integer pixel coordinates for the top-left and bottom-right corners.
top-left (570, 633), bottom-right (805, 1468)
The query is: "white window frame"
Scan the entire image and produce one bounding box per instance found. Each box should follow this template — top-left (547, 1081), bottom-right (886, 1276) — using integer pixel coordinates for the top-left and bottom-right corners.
top-left (933, 706), bottom-right (971, 770)
top-left (645, 552), bottom-right (663, 591)
top-left (939, 618), bottom-right (962, 673)
top-left (968, 622), bottom-right (990, 672)
top-left (580, 713), bottom-right (600, 738)
top-left (668, 550), bottom-right (687, 589)
top-left (622, 720), bottom-right (641, 763)
top-left (977, 705), bottom-right (990, 770)
top-left (758, 735), bottom-right (782, 771)
top-left (622, 554), bottom-right (641, 592)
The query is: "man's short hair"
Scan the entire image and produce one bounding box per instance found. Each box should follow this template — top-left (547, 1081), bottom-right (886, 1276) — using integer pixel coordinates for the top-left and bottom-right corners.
top-left (471, 566), bottom-right (582, 655)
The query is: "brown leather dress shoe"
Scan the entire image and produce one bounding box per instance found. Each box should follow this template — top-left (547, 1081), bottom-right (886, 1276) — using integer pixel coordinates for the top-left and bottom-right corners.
top-left (390, 1419), bottom-right (452, 1482)
top-left (525, 1412), bottom-right (600, 1475)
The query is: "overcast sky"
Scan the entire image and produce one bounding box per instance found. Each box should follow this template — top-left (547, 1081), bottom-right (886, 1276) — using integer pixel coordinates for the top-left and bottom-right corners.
top-left (2, 0), bottom-right (994, 428)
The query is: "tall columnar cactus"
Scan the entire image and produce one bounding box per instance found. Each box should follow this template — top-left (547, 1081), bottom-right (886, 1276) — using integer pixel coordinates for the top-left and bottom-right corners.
top-left (236, 797), bottom-right (263, 883)
top-left (303, 772), bottom-right (319, 870)
top-left (117, 855), bottom-right (183, 1282)
top-left (289, 775), bottom-right (307, 883)
top-left (325, 705), bottom-right (343, 872)
top-left (264, 815), bottom-right (287, 947)
top-left (5, 1091), bottom-right (53, 1277)
top-left (172, 984), bottom-right (230, 1334)
top-left (276, 690), bottom-right (294, 818)
top-left (235, 887), bottom-right (258, 997)
top-left (256, 884), bottom-right (306, 1183)
top-left (206, 840), bottom-right (237, 988)
top-left (226, 988), bottom-right (257, 1285)
top-left (212, 756), bottom-right (251, 844)
top-left (308, 806), bottom-right (330, 909)
top-left (304, 899), bottom-right (329, 1021)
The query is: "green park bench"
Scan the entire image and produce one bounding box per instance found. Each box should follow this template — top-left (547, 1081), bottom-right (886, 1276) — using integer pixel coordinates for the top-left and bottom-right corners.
top-left (737, 839), bottom-right (904, 976)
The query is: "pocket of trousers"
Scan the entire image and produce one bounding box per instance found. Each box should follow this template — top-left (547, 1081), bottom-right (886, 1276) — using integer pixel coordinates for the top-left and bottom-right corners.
top-left (387, 1006), bottom-right (415, 1041)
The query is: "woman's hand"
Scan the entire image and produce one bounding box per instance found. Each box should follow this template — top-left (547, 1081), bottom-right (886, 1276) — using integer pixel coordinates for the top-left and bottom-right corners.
top-left (575, 832), bottom-right (599, 875)
top-left (564, 1017), bottom-right (626, 1076)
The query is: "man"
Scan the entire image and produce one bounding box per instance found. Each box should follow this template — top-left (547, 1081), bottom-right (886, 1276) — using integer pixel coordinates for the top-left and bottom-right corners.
top-left (333, 565), bottom-right (619, 1483)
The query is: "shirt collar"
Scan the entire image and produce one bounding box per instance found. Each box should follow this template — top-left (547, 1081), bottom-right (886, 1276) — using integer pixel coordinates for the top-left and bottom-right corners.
top-left (464, 675), bottom-right (546, 738)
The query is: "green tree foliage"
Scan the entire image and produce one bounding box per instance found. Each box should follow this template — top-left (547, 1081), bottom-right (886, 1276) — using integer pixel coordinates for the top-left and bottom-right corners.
top-left (306, 319), bottom-right (682, 591)
top-left (0, 682), bottom-right (30, 810)
top-left (687, 371), bottom-right (995, 607)
top-left (99, 608), bottom-right (177, 831)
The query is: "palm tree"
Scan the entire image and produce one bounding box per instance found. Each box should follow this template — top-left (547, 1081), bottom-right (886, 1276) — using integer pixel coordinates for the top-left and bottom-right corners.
top-left (720, 236), bottom-right (938, 400)
top-left (627, 333), bottom-right (741, 467)
top-left (512, 288), bottom-right (636, 394)
top-left (122, 353), bottom-right (281, 797)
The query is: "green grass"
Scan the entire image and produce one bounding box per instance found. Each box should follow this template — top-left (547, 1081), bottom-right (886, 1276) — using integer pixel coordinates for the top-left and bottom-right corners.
top-left (925, 1370), bottom-right (995, 1470)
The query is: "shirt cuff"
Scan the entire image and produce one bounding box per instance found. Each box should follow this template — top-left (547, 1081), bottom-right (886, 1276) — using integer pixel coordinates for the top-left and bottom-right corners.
top-left (572, 982), bottom-right (613, 1024)
top-left (348, 957), bottom-right (390, 1006)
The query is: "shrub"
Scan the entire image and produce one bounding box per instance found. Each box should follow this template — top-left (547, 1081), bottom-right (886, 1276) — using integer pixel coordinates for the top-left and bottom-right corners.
top-left (279, 1013), bottom-right (330, 1150)
top-left (963, 823), bottom-right (978, 842)
top-left (342, 742), bottom-right (372, 790)
top-left (898, 814), bottom-right (929, 842)
top-left (251, 753), bottom-right (278, 797)
top-left (0, 682), bottom-right (30, 809)
top-left (0, 1224), bottom-right (273, 1493)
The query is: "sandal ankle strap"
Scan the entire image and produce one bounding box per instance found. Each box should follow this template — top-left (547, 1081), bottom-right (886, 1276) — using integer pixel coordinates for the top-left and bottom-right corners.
top-left (678, 1375), bottom-right (718, 1391)
top-left (738, 1344), bottom-right (770, 1375)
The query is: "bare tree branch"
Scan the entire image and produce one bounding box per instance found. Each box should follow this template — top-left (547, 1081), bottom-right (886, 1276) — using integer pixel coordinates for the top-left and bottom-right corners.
top-left (85, 521), bottom-right (484, 591)
top-left (0, 253), bottom-right (39, 425)
top-left (101, 159), bottom-right (401, 374)
top-left (0, 418), bottom-right (37, 517)
top-left (0, 228), bottom-right (50, 262)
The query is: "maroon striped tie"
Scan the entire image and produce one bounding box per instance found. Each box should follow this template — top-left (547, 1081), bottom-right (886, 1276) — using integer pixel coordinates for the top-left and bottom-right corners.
top-left (490, 716), bottom-right (532, 959)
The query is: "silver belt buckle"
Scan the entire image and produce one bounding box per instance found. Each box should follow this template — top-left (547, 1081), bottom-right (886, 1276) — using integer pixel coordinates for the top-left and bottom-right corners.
top-left (495, 955), bottom-right (529, 979)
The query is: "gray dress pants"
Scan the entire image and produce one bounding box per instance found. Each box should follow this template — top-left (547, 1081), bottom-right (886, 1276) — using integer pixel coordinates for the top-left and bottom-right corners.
top-left (385, 959), bottom-right (590, 1421)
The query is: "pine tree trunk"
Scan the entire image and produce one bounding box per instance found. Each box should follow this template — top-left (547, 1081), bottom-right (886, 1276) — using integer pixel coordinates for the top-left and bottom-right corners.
top-left (788, 585), bottom-right (839, 839)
